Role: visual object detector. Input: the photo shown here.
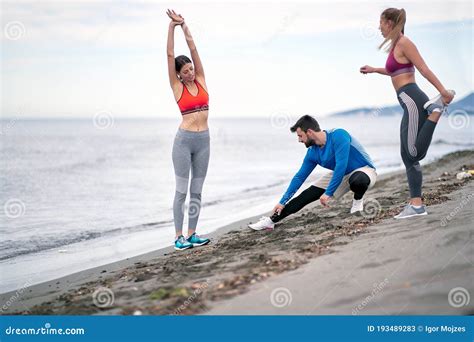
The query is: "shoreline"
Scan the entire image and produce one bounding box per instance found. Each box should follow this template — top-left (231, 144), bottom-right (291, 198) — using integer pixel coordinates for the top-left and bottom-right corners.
top-left (2, 116), bottom-right (472, 295)
top-left (0, 212), bottom-right (266, 313)
top-left (0, 161), bottom-right (406, 297)
top-left (1, 150), bottom-right (473, 315)
top-left (0, 163), bottom-right (415, 295)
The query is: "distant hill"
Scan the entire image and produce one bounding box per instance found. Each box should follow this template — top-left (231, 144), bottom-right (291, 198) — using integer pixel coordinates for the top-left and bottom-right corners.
top-left (330, 92), bottom-right (474, 117)
top-left (448, 92), bottom-right (474, 113)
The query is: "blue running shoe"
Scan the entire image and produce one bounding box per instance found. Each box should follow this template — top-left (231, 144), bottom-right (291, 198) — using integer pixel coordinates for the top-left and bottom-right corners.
top-left (187, 233), bottom-right (210, 247)
top-left (175, 235), bottom-right (193, 251)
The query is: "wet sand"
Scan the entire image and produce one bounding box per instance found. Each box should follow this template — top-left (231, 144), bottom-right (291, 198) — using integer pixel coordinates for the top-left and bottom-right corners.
top-left (1, 150), bottom-right (473, 315)
top-left (207, 176), bottom-right (474, 315)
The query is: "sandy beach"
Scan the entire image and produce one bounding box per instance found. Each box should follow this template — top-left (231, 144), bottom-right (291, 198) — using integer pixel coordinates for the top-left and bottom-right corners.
top-left (1, 150), bottom-right (473, 315)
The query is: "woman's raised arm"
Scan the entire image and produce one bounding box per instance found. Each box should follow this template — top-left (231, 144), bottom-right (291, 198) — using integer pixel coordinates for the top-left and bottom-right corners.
top-left (182, 23), bottom-right (205, 80)
top-left (166, 9), bottom-right (184, 88)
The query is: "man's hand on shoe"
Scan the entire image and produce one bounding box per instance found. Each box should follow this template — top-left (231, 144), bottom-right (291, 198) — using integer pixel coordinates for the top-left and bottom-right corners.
top-left (273, 204), bottom-right (285, 215)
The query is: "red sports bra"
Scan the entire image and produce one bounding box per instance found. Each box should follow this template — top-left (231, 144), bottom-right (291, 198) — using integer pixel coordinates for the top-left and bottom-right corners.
top-left (177, 80), bottom-right (209, 115)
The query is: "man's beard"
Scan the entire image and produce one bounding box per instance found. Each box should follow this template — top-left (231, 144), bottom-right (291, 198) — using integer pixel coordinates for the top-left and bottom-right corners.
top-left (305, 138), bottom-right (316, 148)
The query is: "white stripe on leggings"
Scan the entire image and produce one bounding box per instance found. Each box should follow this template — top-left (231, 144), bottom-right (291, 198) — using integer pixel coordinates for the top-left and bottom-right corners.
top-left (399, 92), bottom-right (419, 157)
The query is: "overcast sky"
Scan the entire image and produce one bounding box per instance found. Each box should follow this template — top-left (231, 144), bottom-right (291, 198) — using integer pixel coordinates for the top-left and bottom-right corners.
top-left (1, 0), bottom-right (473, 119)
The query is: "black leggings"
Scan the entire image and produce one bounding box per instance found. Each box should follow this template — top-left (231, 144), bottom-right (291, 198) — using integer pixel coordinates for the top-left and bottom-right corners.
top-left (397, 83), bottom-right (437, 198)
top-left (271, 171), bottom-right (371, 223)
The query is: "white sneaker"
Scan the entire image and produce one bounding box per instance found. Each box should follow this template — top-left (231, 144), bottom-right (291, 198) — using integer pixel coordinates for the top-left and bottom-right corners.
top-left (423, 89), bottom-right (456, 111)
top-left (350, 199), bottom-right (364, 214)
top-left (248, 216), bottom-right (275, 231)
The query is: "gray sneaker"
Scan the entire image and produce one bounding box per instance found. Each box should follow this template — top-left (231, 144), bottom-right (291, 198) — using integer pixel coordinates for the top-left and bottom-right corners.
top-left (394, 204), bottom-right (427, 219)
top-left (423, 89), bottom-right (456, 113)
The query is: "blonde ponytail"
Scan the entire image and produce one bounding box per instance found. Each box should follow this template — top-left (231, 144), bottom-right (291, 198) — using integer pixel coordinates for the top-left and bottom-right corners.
top-left (379, 8), bottom-right (406, 52)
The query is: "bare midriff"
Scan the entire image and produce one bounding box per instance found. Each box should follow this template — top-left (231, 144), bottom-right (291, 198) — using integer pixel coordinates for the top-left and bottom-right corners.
top-left (391, 72), bottom-right (416, 92)
top-left (179, 110), bottom-right (209, 131)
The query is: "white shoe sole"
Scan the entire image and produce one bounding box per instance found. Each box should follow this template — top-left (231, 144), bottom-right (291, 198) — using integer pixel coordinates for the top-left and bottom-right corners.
top-left (248, 224), bottom-right (274, 231)
top-left (394, 211), bottom-right (428, 219)
top-left (423, 90), bottom-right (456, 109)
top-left (192, 240), bottom-right (210, 247)
top-left (174, 245), bottom-right (193, 251)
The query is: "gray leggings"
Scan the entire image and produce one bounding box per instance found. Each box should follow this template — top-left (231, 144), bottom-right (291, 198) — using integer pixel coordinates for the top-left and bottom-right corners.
top-left (172, 128), bottom-right (210, 234)
top-left (397, 83), bottom-right (438, 198)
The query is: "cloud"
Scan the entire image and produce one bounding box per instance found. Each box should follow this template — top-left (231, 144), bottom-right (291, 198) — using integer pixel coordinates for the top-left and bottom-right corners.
top-left (1, 0), bottom-right (472, 118)
top-left (2, 1), bottom-right (472, 47)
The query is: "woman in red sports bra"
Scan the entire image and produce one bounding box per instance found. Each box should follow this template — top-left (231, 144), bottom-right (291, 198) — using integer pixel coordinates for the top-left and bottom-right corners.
top-left (359, 8), bottom-right (455, 219)
top-left (167, 10), bottom-right (209, 132)
top-left (167, 9), bottom-right (211, 250)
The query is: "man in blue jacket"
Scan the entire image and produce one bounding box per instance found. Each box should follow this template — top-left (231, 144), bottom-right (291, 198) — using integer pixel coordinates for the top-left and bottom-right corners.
top-left (249, 115), bottom-right (377, 231)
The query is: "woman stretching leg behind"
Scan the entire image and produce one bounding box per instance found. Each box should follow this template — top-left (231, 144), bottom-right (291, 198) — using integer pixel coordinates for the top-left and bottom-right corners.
top-left (360, 8), bottom-right (455, 219)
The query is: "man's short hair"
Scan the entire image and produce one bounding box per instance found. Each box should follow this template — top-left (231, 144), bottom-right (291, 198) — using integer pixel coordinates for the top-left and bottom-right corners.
top-left (290, 115), bottom-right (321, 133)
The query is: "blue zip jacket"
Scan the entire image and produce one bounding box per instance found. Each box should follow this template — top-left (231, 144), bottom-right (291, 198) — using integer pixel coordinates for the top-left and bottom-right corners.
top-left (279, 128), bottom-right (375, 205)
